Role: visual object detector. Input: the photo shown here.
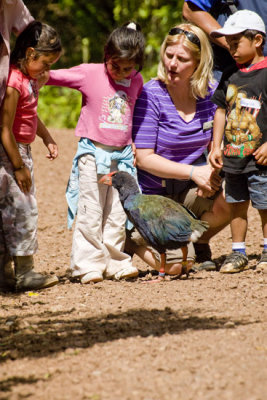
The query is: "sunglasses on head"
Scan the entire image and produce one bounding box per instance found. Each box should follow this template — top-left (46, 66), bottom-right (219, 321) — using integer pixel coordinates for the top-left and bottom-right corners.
top-left (168, 27), bottom-right (201, 49)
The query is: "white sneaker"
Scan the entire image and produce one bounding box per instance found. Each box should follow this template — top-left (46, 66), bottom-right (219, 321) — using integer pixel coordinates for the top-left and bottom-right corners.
top-left (80, 271), bottom-right (103, 284)
top-left (112, 266), bottom-right (139, 281)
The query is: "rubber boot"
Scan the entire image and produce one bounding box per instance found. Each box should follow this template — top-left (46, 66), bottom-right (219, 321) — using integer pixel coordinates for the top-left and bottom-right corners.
top-left (13, 255), bottom-right (59, 291)
top-left (0, 253), bottom-right (15, 292)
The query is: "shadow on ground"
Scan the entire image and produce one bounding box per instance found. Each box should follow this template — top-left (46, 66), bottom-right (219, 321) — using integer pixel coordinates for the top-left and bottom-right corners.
top-left (0, 306), bottom-right (253, 363)
top-left (0, 375), bottom-right (42, 399)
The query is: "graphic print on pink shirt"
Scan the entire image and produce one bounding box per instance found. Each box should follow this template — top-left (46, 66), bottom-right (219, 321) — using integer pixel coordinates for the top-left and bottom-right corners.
top-left (99, 88), bottom-right (132, 132)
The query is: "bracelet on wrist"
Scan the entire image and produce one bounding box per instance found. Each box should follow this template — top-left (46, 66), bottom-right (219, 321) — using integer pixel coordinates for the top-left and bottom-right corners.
top-left (14, 163), bottom-right (26, 171)
top-left (189, 166), bottom-right (195, 180)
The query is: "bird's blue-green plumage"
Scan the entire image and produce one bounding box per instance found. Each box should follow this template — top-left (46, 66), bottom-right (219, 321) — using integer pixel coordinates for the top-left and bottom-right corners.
top-left (110, 171), bottom-right (208, 254)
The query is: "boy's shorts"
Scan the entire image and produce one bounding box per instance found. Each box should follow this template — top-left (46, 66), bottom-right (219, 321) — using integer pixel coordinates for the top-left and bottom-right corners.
top-left (225, 170), bottom-right (267, 210)
top-left (128, 182), bottom-right (215, 264)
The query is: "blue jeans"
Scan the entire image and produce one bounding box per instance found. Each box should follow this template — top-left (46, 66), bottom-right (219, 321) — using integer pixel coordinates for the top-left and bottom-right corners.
top-left (225, 171), bottom-right (267, 210)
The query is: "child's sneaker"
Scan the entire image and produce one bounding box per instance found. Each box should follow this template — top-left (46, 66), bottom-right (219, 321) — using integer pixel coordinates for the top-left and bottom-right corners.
top-left (220, 252), bottom-right (249, 274)
top-left (257, 249), bottom-right (267, 270)
top-left (108, 266), bottom-right (139, 281)
top-left (80, 271), bottom-right (103, 284)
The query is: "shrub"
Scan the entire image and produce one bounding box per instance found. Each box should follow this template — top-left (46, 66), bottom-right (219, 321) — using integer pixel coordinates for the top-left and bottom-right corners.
top-left (38, 86), bottom-right (82, 129)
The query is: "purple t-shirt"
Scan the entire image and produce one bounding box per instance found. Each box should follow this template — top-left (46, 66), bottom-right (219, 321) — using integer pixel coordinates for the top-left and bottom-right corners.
top-left (132, 79), bottom-right (217, 194)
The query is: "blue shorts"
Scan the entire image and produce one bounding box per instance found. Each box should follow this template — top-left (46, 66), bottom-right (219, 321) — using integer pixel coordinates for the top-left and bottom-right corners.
top-left (225, 171), bottom-right (267, 209)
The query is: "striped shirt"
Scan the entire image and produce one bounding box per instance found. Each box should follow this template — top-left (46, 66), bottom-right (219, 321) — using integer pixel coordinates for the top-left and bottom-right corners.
top-left (132, 79), bottom-right (217, 194)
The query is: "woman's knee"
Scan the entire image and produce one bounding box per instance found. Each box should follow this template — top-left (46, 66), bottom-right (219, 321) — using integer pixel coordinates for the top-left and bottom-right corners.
top-left (165, 260), bottom-right (194, 276)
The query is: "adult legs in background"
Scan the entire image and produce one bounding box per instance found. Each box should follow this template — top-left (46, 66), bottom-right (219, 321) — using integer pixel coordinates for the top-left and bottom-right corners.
top-left (180, 187), bottom-right (231, 270)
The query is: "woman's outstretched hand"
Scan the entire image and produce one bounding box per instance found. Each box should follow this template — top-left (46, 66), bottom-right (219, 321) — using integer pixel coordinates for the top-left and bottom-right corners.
top-left (192, 165), bottom-right (221, 197)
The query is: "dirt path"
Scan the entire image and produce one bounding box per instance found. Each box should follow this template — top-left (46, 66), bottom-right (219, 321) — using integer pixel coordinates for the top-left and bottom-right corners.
top-left (0, 129), bottom-right (266, 400)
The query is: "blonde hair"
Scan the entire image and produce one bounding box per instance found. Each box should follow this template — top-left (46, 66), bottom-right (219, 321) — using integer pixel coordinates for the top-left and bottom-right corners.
top-left (157, 23), bottom-right (214, 98)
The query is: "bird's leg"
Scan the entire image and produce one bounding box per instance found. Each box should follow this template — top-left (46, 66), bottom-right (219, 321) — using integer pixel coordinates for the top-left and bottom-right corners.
top-left (181, 246), bottom-right (190, 278)
top-left (143, 252), bottom-right (166, 284)
top-left (158, 253), bottom-right (166, 281)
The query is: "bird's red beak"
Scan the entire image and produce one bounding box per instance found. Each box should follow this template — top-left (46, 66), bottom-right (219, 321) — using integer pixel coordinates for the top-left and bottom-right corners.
top-left (98, 171), bottom-right (117, 185)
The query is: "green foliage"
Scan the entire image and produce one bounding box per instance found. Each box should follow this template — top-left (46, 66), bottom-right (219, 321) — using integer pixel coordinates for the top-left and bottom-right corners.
top-left (113, 0), bottom-right (184, 80)
top-left (24, 0), bottom-right (115, 68)
top-left (38, 86), bottom-right (81, 129)
top-left (24, 0), bottom-right (184, 127)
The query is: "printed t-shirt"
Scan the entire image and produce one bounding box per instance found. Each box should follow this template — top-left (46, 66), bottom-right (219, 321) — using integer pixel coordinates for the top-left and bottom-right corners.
top-left (7, 66), bottom-right (38, 144)
top-left (133, 79), bottom-right (217, 194)
top-left (212, 58), bottom-right (267, 174)
top-left (48, 63), bottom-right (143, 147)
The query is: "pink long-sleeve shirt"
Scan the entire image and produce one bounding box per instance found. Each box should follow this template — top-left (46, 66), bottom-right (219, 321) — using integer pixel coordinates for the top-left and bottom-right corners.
top-left (48, 63), bottom-right (143, 147)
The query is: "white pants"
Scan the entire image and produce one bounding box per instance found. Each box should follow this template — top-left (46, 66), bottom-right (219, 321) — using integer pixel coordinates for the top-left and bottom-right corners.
top-left (71, 154), bottom-right (132, 277)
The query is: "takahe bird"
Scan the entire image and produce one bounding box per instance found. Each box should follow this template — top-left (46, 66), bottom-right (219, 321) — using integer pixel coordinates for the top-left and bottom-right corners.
top-left (99, 171), bottom-right (209, 282)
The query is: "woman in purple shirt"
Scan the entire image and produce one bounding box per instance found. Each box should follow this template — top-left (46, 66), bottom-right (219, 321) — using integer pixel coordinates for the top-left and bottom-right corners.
top-left (128, 23), bottom-right (231, 276)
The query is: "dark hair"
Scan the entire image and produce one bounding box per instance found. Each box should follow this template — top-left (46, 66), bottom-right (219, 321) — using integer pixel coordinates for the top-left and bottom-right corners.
top-left (243, 29), bottom-right (266, 50)
top-left (104, 21), bottom-right (145, 71)
top-left (11, 21), bottom-right (62, 67)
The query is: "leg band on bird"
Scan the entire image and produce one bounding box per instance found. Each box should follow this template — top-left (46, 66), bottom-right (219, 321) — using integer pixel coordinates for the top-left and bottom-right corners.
top-left (158, 253), bottom-right (166, 278)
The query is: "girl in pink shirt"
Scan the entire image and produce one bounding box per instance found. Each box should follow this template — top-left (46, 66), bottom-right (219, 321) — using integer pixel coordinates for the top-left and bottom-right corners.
top-left (47, 22), bottom-right (145, 284)
top-left (0, 21), bottom-right (62, 292)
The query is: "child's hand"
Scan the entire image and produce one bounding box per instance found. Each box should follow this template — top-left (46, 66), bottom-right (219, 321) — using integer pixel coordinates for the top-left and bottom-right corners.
top-left (209, 148), bottom-right (223, 169)
top-left (253, 143), bottom-right (267, 165)
top-left (46, 143), bottom-right (58, 160)
top-left (14, 165), bottom-right (32, 194)
top-left (36, 119), bottom-right (58, 160)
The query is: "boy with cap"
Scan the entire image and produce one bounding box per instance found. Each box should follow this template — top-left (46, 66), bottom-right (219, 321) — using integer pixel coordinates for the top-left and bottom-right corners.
top-left (182, 1), bottom-right (267, 81)
top-left (209, 9), bottom-right (267, 273)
